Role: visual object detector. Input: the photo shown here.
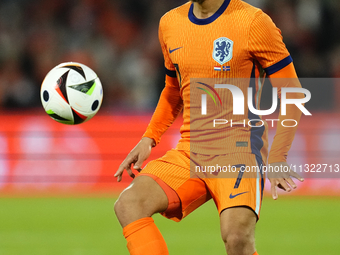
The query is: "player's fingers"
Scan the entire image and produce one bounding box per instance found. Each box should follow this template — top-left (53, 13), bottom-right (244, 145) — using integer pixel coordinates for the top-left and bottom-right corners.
top-left (114, 167), bottom-right (124, 182)
top-left (115, 154), bottom-right (137, 177)
top-left (114, 161), bottom-right (128, 177)
top-left (133, 166), bottom-right (142, 173)
top-left (115, 166), bottom-right (126, 182)
top-left (115, 161), bottom-right (133, 182)
top-left (114, 164), bottom-right (124, 177)
top-left (271, 180), bottom-right (278, 200)
top-left (133, 157), bottom-right (144, 172)
top-left (126, 166), bottom-right (135, 179)
top-left (289, 170), bottom-right (304, 182)
top-left (277, 178), bottom-right (291, 192)
top-left (284, 177), bottom-right (297, 189)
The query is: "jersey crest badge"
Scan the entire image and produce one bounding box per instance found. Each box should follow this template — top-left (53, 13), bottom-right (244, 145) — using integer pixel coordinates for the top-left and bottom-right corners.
top-left (213, 37), bottom-right (233, 65)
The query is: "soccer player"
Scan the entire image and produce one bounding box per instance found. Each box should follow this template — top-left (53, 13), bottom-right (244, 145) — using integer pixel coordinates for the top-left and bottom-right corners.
top-left (114, 0), bottom-right (305, 254)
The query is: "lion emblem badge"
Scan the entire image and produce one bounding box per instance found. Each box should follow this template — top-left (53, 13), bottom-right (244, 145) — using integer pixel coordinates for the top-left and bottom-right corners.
top-left (213, 37), bottom-right (233, 65)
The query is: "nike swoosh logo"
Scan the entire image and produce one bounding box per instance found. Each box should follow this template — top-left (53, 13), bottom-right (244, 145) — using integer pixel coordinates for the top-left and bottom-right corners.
top-left (229, 191), bottom-right (249, 199)
top-left (169, 47), bottom-right (183, 54)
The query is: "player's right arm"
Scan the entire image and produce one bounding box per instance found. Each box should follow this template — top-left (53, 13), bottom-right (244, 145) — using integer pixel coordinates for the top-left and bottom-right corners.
top-left (114, 78), bottom-right (183, 181)
top-left (114, 20), bottom-right (183, 182)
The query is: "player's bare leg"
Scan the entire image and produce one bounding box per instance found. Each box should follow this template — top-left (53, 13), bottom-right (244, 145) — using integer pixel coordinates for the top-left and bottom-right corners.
top-left (114, 175), bottom-right (169, 255)
top-left (114, 175), bottom-right (168, 227)
top-left (220, 207), bottom-right (257, 255)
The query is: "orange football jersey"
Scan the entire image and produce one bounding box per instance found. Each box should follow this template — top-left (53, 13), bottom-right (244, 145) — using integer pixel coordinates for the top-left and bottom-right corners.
top-left (144, 0), bottom-right (301, 163)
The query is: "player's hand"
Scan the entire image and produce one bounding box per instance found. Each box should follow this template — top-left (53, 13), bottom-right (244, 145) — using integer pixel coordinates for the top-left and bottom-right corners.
top-left (268, 162), bottom-right (304, 200)
top-left (114, 137), bottom-right (155, 182)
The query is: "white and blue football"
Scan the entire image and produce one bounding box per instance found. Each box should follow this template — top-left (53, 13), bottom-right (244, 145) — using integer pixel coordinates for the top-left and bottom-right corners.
top-left (40, 62), bottom-right (103, 125)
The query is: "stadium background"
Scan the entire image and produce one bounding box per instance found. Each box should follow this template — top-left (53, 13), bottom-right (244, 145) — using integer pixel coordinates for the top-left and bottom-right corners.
top-left (0, 0), bottom-right (339, 254)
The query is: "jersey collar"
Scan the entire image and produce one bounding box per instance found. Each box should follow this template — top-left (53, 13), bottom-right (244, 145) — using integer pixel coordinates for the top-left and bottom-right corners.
top-left (188, 0), bottom-right (231, 25)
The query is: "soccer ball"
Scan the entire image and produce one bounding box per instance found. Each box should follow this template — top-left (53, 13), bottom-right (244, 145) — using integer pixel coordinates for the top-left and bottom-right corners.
top-left (41, 62), bottom-right (103, 125)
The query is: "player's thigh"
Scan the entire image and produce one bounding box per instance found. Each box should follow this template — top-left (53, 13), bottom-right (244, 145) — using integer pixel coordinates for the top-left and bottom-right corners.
top-left (220, 206), bottom-right (257, 243)
top-left (204, 153), bottom-right (265, 218)
top-left (141, 149), bottom-right (211, 222)
top-left (115, 175), bottom-right (168, 218)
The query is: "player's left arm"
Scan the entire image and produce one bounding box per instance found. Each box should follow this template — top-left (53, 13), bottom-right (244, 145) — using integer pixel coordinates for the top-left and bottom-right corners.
top-left (268, 63), bottom-right (305, 200)
top-left (249, 11), bottom-right (305, 199)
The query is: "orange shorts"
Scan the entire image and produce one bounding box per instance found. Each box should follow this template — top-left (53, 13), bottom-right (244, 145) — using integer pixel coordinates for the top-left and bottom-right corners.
top-left (140, 149), bottom-right (265, 222)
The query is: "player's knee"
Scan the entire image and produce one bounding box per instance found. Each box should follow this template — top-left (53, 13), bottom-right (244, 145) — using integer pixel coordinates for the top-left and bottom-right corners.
top-left (113, 194), bottom-right (125, 218)
top-left (223, 232), bottom-right (249, 248)
top-left (220, 207), bottom-right (256, 252)
top-left (114, 176), bottom-right (169, 224)
top-left (114, 189), bottom-right (144, 217)
top-left (114, 185), bottom-right (162, 220)
top-left (222, 229), bottom-right (254, 254)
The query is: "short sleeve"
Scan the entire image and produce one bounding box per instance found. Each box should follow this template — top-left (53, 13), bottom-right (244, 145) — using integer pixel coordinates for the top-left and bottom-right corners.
top-left (248, 12), bottom-right (292, 76)
top-left (159, 20), bottom-right (177, 78)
